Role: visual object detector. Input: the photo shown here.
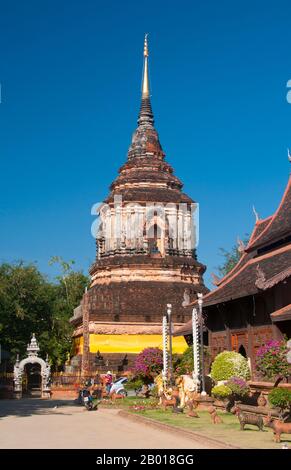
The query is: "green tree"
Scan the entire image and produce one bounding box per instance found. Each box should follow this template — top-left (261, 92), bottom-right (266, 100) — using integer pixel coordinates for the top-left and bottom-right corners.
top-left (46, 256), bottom-right (89, 368)
top-left (0, 262), bottom-right (53, 359)
top-left (0, 259), bottom-right (89, 370)
top-left (217, 235), bottom-right (249, 277)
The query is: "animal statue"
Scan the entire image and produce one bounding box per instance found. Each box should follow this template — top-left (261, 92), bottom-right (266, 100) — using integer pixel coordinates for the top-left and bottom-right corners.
top-left (171, 388), bottom-right (181, 404)
top-left (154, 374), bottom-right (164, 403)
top-left (186, 400), bottom-right (199, 418)
top-left (110, 392), bottom-right (125, 401)
top-left (154, 374), bottom-right (172, 404)
top-left (160, 392), bottom-right (178, 411)
top-left (264, 414), bottom-right (291, 443)
top-left (175, 375), bottom-right (198, 408)
top-left (232, 404), bottom-right (263, 431)
top-left (137, 384), bottom-right (151, 398)
top-left (172, 406), bottom-right (184, 414)
top-left (208, 406), bottom-right (223, 424)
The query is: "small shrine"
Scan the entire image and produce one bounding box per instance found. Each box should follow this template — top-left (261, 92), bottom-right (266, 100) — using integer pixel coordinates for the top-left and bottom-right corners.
top-left (13, 334), bottom-right (51, 399)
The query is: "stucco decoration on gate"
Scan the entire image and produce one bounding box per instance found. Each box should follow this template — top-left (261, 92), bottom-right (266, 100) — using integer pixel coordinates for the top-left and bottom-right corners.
top-left (13, 334), bottom-right (51, 399)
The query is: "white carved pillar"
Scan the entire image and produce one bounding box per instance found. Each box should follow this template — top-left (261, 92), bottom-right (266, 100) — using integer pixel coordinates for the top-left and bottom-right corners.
top-left (177, 208), bottom-right (183, 253)
top-left (104, 210), bottom-right (111, 253)
top-left (110, 207), bottom-right (115, 251)
top-left (125, 208), bottom-right (131, 248)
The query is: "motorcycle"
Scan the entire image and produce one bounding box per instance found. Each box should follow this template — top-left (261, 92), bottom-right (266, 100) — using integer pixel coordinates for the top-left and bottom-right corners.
top-left (78, 387), bottom-right (98, 411)
top-left (83, 395), bottom-right (98, 411)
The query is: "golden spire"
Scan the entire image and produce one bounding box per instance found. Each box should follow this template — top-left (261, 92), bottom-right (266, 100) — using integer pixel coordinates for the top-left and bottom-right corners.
top-left (142, 34), bottom-right (150, 98)
top-left (138, 34), bottom-right (154, 126)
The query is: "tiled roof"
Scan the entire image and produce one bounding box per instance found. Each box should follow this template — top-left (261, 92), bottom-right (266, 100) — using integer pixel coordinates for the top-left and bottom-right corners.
top-left (214, 216), bottom-right (272, 288)
top-left (246, 175), bottom-right (291, 251)
top-left (202, 244), bottom-right (291, 307)
top-left (178, 243), bottom-right (291, 315)
top-left (246, 216), bottom-right (272, 248)
top-left (270, 303), bottom-right (291, 322)
top-left (181, 174), bottom-right (291, 309)
top-left (173, 278), bottom-right (291, 336)
top-left (173, 321), bottom-right (192, 336)
top-left (257, 266), bottom-right (291, 290)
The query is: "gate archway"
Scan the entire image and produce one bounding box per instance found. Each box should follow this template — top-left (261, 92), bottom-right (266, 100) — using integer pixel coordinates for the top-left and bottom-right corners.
top-left (23, 362), bottom-right (42, 397)
top-left (13, 334), bottom-right (51, 399)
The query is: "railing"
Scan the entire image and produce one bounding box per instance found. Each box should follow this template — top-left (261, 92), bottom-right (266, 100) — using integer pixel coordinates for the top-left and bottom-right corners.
top-left (51, 373), bottom-right (92, 387)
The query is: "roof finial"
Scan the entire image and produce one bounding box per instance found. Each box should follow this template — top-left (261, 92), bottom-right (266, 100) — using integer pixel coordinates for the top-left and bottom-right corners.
top-left (253, 205), bottom-right (260, 222)
top-left (142, 34), bottom-right (150, 98)
top-left (144, 33), bottom-right (149, 57)
top-left (138, 34), bottom-right (154, 126)
top-left (287, 148), bottom-right (291, 163)
top-left (237, 236), bottom-right (246, 253)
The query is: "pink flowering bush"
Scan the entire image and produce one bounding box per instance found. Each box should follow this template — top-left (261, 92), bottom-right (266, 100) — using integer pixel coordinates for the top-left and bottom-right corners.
top-left (226, 376), bottom-right (250, 397)
top-left (256, 339), bottom-right (290, 380)
top-left (134, 347), bottom-right (163, 380)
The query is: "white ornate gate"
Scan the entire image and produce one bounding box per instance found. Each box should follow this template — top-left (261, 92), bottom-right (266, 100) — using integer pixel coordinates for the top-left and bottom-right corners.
top-left (13, 334), bottom-right (51, 399)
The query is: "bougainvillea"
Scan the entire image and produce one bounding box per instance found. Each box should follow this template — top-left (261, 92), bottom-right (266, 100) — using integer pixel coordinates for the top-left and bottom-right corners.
top-left (210, 351), bottom-right (250, 381)
top-left (255, 339), bottom-right (290, 380)
top-left (226, 376), bottom-right (250, 397)
top-left (133, 347), bottom-right (163, 379)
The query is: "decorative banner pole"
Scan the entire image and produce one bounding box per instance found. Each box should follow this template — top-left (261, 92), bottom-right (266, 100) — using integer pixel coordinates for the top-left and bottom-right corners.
top-left (192, 307), bottom-right (200, 392)
top-left (167, 303), bottom-right (173, 384)
top-left (197, 293), bottom-right (207, 396)
top-left (287, 339), bottom-right (291, 364)
top-left (162, 314), bottom-right (169, 387)
top-left (81, 288), bottom-right (90, 377)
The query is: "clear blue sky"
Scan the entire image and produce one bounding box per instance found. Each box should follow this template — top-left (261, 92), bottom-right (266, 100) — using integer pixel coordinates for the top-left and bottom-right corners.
top-left (1, 0), bottom-right (291, 287)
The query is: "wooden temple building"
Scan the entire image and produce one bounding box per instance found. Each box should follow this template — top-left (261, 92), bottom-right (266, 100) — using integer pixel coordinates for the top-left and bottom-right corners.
top-left (70, 36), bottom-right (207, 373)
top-left (174, 169), bottom-right (291, 376)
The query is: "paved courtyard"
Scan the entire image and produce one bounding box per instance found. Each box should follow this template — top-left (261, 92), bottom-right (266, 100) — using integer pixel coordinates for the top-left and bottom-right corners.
top-left (0, 399), bottom-right (211, 449)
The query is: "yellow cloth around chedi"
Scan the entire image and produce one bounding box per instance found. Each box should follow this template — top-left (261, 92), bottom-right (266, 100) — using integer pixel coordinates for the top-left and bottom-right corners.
top-left (74, 334), bottom-right (187, 354)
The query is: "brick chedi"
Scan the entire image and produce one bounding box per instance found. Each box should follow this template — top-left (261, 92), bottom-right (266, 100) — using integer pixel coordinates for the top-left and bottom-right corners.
top-left (70, 36), bottom-right (207, 372)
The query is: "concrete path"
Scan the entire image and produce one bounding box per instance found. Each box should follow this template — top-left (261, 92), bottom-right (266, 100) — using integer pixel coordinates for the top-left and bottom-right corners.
top-left (0, 399), bottom-right (211, 449)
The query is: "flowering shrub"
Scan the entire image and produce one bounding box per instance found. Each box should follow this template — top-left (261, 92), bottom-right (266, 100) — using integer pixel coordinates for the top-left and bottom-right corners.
top-left (211, 384), bottom-right (232, 399)
top-left (268, 388), bottom-right (291, 414)
top-left (256, 339), bottom-right (290, 380)
top-left (226, 376), bottom-right (250, 397)
top-left (129, 405), bottom-right (146, 412)
top-left (129, 398), bottom-right (158, 412)
top-left (134, 348), bottom-right (163, 379)
top-left (210, 351), bottom-right (250, 381)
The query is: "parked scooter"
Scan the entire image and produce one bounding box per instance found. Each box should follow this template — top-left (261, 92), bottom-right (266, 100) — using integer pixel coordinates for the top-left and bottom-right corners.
top-left (77, 387), bottom-right (98, 411)
top-left (83, 388), bottom-right (99, 411)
